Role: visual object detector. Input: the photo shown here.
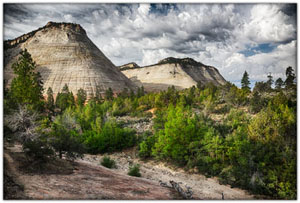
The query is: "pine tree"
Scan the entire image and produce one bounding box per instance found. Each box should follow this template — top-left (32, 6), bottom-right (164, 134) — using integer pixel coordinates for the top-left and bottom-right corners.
top-left (130, 89), bottom-right (135, 100)
top-left (105, 87), bottom-right (114, 100)
top-left (275, 78), bottom-right (284, 90)
top-left (241, 71), bottom-right (250, 92)
top-left (10, 49), bottom-right (44, 110)
top-left (137, 86), bottom-right (145, 97)
top-left (46, 87), bottom-right (55, 113)
top-left (55, 84), bottom-right (75, 111)
top-left (76, 88), bottom-right (87, 107)
top-left (267, 73), bottom-right (273, 91)
top-left (285, 66), bottom-right (296, 89)
top-left (95, 85), bottom-right (103, 104)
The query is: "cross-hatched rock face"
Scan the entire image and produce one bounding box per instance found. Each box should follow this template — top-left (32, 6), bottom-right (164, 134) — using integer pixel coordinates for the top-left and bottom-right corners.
top-left (120, 57), bottom-right (227, 92)
top-left (4, 22), bottom-right (137, 98)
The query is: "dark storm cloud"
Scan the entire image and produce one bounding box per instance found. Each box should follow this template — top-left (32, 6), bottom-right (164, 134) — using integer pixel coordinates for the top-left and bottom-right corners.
top-left (281, 4), bottom-right (297, 16)
top-left (4, 4), bottom-right (28, 18)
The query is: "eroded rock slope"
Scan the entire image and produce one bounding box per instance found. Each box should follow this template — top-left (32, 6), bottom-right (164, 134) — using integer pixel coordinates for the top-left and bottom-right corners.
top-left (119, 57), bottom-right (227, 92)
top-left (4, 22), bottom-right (137, 98)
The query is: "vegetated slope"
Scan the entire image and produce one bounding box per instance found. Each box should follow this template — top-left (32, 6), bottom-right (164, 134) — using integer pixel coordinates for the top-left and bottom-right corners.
top-left (119, 57), bottom-right (227, 92)
top-left (4, 22), bottom-right (136, 98)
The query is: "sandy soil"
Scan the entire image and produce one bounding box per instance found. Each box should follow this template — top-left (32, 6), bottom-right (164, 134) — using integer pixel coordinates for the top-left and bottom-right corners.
top-left (80, 148), bottom-right (254, 200)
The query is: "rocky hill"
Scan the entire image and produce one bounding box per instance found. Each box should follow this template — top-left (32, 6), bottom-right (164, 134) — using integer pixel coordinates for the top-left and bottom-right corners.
top-left (119, 57), bottom-right (227, 92)
top-left (4, 22), bottom-right (137, 98)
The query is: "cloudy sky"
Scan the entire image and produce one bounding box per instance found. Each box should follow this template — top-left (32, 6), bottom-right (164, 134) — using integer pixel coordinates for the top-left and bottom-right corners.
top-left (4, 3), bottom-right (297, 86)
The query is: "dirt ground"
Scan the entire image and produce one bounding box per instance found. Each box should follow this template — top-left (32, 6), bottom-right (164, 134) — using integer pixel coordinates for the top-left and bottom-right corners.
top-left (81, 148), bottom-right (254, 200)
top-left (4, 144), bottom-right (176, 200)
top-left (4, 144), bottom-right (254, 200)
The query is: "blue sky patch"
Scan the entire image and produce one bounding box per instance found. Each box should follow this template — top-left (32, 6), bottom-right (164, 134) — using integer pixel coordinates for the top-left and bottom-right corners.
top-left (232, 80), bottom-right (257, 89)
top-left (149, 4), bottom-right (178, 15)
top-left (239, 43), bottom-right (276, 57)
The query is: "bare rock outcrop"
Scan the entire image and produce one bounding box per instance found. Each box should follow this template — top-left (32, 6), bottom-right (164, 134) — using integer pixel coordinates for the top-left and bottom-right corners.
top-left (4, 22), bottom-right (137, 98)
top-left (120, 57), bottom-right (227, 92)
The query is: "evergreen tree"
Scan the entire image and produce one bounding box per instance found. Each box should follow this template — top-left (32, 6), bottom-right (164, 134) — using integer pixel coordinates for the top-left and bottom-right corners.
top-left (10, 49), bottom-right (44, 110)
top-left (46, 87), bottom-right (55, 113)
top-left (55, 84), bottom-right (75, 111)
top-left (130, 89), bottom-right (135, 100)
top-left (250, 91), bottom-right (263, 113)
top-left (275, 78), bottom-right (284, 90)
top-left (76, 88), bottom-right (87, 107)
top-left (105, 87), bottom-right (114, 100)
top-left (241, 71), bottom-right (250, 91)
top-left (285, 66), bottom-right (296, 89)
top-left (253, 81), bottom-right (268, 94)
top-left (95, 85), bottom-right (103, 104)
top-left (267, 73), bottom-right (274, 90)
top-left (141, 86), bottom-right (145, 96)
top-left (137, 86), bottom-right (145, 97)
top-left (50, 112), bottom-right (85, 159)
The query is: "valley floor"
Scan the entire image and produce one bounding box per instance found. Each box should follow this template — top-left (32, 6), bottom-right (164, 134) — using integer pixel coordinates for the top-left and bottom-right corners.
top-left (4, 143), bottom-right (253, 200)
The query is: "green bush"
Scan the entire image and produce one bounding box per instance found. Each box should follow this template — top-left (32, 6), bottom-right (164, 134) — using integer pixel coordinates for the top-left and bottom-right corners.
top-left (138, 131), bottom-right (156, 159)
top-left (128, 164), bottom-right (141, 177)
top-left (23, 139), bottom-right (54, 163)
top-left (83, 121), bottom-right (137, 154)
top-left (101, 156), bottom-right (116, 169)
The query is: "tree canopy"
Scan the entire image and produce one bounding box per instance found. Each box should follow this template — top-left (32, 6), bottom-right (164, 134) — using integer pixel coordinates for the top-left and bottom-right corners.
top-left (9, 49), bottom-right (44, 110)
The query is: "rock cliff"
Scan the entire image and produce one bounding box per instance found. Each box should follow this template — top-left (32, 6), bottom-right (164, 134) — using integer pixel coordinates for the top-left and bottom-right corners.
top-left (120, 57), bottom-right (227, 92)
top-left (4, 22), bottom-right (137, 98)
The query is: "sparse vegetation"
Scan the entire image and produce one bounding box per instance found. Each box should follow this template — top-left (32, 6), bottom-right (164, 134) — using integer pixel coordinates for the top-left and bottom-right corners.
top-left (128, 164), bottom-right (141, 177)
top-left (101, 156), bottom-right (117, 169)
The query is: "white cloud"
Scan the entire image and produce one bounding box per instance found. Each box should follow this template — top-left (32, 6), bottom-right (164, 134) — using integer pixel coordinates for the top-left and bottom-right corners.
top-left (138, 4), bottom-right (150, 17)
top-left (4, 3), bottom-right (297, 84)
top-left (222, 40), bottom-right (296, 81)
top-left (244, 4), bottom-right (296, 43)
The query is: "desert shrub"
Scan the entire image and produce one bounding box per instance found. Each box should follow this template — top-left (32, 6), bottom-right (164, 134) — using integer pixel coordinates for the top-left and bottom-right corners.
top-left (101, 156), bottom-right (116, 169)
top-left (152, 104), bottom-right (212, 166)
top-left (50, 123), bottom-right (85, 160)
top-left (23, 139), bottom-right (54, 163)
top-left (128, 164), bottom-right (141, 177)
top-left (83, 121), bottom-right (137, 154)
top-left (224, 109), bottom-right (249, 133)
top-left (50, 110), bottom-right (86, 160)
top-left (249, 91), bottom-right (265, 113)
top-left (138, 131), bottom-right (156, 159)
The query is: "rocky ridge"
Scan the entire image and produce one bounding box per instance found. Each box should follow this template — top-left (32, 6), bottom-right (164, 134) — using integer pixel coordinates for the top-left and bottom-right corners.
top-left (4, 22), bottom-right (137, 98)
top-left (120, 57), bottom-right (227, 92)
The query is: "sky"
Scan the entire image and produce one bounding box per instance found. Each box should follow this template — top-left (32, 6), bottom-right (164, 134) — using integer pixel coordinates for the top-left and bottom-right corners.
top-left (3, 3), bottom-right (297, 86)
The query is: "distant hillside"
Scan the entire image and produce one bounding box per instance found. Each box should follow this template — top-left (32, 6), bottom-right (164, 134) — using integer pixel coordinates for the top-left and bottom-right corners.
top-left (120, 57), bottom-right (227, 92)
